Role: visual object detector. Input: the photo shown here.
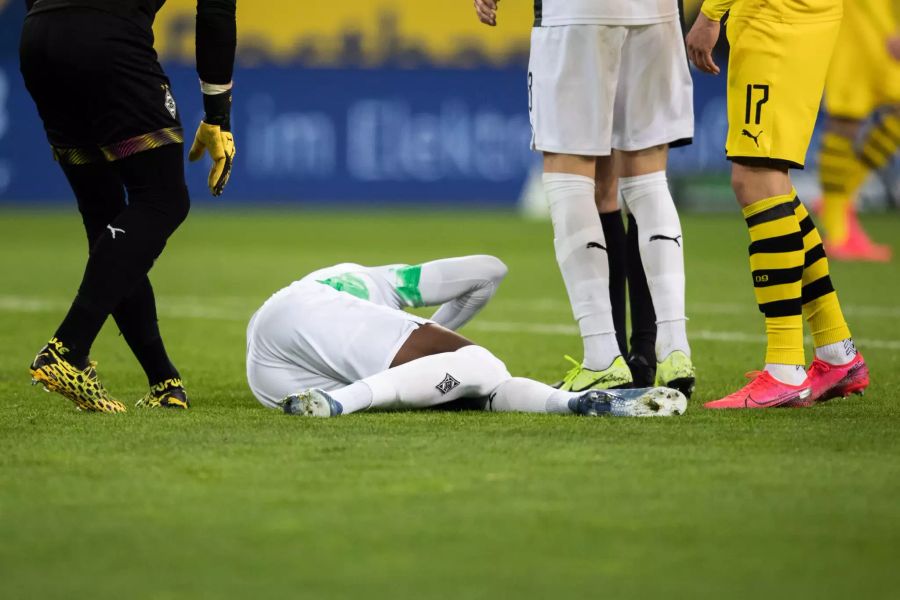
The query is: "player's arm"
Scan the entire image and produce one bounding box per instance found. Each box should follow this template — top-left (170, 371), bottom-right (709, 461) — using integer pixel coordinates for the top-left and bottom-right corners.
top-left (390, 256), bottom-right (508, 331)
top-left (886, 1), bottom-right (900, 61)
top-left (188, 0), bottom-right (237, 196)
top-left (474, 0), bottom-right (500, 27)
top-left (685, 1), bottom-right (731, 75)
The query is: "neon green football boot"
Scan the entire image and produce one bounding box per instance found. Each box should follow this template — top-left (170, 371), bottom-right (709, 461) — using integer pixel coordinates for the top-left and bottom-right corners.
top-left (556, 355), bottom-right (633, 392)
top-left (654, 350), bottom-right (696, 399)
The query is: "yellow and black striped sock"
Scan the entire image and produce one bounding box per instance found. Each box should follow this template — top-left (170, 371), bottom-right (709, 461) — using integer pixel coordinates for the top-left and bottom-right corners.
top-left (792, 195), bottom-right (852, 347)
top-left (743, 194), bottom-right (806, 366)
top-left (858, 110), bottom-right (900, 172)
top-left (818, 131), bottom-right (869, 244)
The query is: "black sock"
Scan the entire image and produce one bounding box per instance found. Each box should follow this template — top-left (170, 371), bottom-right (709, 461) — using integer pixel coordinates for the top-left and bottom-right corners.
top-left (599, 210), bottom-right (628, 357)
top-left (626, 213), bottom-right (656, 361)
top-left (53, 299), bottom-right (107, 368)
top-left (113, 278), bottom-right (180, 386)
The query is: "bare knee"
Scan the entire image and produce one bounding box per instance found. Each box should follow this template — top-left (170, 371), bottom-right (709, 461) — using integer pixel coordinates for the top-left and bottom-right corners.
top-left (615, 145), bottom-right (669, 178)
top-left (543, 153), bottom-right (597, 178)
top-left (730, 162), bottom-right (792, 207)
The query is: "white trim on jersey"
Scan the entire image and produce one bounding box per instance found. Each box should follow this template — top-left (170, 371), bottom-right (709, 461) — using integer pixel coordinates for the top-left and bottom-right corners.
top-left (534, 0), bottom-right (680, 27)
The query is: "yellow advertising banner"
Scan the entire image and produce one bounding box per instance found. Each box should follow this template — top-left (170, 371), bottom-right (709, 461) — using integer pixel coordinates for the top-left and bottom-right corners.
top-left (155, 0), bottom-right (537, 67)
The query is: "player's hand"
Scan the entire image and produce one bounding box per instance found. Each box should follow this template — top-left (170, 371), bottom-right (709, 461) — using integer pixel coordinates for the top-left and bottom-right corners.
top-left (887, 35), bottom-right (900, 61)
top-left (189, 122), bottom-right (234, 197)
top-left (686, 13), bottom-right (721, 75)
top-left (188, 90), bottom-right (234, 197)
top-left (474, 0), bottom-right (499, 27)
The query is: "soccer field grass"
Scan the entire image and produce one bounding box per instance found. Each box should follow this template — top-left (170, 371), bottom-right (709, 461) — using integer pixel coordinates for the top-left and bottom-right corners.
top-left (1, 208), bottom-right (898, 599)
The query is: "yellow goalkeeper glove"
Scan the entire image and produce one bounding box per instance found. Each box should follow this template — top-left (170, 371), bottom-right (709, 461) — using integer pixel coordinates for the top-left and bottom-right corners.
top-left (188, 90), bottom-right (235, 197)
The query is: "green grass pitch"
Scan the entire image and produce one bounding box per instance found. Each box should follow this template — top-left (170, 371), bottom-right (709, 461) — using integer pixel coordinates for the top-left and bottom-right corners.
top-left (1, 208), bottom-right (898, 599)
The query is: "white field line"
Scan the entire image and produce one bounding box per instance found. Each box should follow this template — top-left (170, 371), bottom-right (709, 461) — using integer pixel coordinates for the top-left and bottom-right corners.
top-left (2, 295), bottom-right (899, 351)
top-left (0, 295), bottom-right (251, 322)
top-left (500, 299), bottom-right (900, 319)
top-left (468, 321), bottom-right (900, 351)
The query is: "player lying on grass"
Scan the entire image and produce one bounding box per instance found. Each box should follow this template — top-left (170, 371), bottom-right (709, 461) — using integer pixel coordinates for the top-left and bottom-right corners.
top-left (245, 256), bottom-right (687, 418)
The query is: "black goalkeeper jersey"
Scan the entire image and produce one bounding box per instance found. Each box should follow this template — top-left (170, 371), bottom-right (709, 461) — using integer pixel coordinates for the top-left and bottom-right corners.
top-left (24, 0), bottom-right (236, 85)
top-left (26, 0), bottom-right (165, 29)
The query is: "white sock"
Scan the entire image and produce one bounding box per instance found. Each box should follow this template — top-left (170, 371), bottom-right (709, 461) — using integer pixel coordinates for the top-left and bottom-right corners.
top-left (488, 377), bottom-right (578, 414)
top-left (583, 333), bottom-right (621, 370)
top-left (620, 171), bottom-right (690, 360)
top-left (334, 345), bottom-right (511, 414)
top-left (656, 321), bottom-right (690, 362)
top-left (765, 364), bottom-right (808, 386)
top-left (329, 381), bottom-right (374, 414)
top-left (815, 339), bottom-right (857, 366)
top-left (544, 172), bottom-right (620, 371)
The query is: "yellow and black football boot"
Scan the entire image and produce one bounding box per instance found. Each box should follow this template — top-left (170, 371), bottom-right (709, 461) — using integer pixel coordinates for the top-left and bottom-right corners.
top-left (136, 378), bottom-right (190, 409)
top-left (29, 338), bottom-right (126, 413)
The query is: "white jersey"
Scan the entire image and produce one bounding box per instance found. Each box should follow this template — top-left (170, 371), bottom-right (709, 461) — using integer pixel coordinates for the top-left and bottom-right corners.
top-left (298, 263), bottom-right (405, 309)
top-left (245, 256), bottom-right (507, 408)
top-left (535, 0), bottom-right (679, 26)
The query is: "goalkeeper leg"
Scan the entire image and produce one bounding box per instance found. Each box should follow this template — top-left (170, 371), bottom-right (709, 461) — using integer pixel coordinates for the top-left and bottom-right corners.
top-left (50, 145), bottom-right (190, 368)
top-left (64, 160), bottom-right (183, 390)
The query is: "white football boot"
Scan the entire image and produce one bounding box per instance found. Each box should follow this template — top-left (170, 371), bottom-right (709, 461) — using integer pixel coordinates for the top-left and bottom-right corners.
top-left (279, 389), bottom-right (343, 417)
top-left (570, 387), bottom-right (687, 417)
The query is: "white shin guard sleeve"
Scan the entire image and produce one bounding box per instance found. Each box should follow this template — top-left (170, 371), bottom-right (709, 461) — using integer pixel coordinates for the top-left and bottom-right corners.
top-left (544, 173), bottom-right (618, 368)
top-left (619, 171), bottom-right (689, 357)
top-left (488, 377), bottom-right (575, 414)
top-left (357, 345), bottom-right (511, 412)
top-left (418, 256), bottom-right (508, 331)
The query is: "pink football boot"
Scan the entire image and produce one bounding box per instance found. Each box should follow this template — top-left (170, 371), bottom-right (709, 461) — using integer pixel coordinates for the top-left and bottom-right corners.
top-left (705, 371), bottom-right (812, 409)
top-left (805, 353), bottom-right (870, 404)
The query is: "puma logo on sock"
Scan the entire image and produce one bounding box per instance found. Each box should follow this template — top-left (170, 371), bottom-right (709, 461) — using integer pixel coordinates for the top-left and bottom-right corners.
top-left (649, 234), bottom-right (682, 247)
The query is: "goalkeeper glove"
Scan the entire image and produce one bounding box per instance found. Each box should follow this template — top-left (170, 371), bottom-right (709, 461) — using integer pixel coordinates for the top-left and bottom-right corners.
top-left (189, 89), bottom-right (235, 197)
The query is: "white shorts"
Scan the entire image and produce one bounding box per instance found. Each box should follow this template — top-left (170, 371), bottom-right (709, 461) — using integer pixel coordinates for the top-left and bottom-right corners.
top-left (528, 20), bottom-right (694, 156)
top-left (245, 281), bottom-right (429, 409)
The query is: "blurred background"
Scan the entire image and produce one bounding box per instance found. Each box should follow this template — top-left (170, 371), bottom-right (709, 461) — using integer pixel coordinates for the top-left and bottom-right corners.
top-left (0, 0), bottom-right (896, 211)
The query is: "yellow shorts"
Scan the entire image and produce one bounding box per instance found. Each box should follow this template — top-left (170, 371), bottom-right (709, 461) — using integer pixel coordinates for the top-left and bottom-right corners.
top-left (725, 17), bottom-right (841, 168)
top-left (825, 1), bottom-right (900, 119)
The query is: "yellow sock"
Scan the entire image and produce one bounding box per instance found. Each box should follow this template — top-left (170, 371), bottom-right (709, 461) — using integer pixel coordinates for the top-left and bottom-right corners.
top-left (743, 194), bottom-right (806, 366)
top-left (818, 132), bottom-right (868, 244)
top-left (859, 111), bottom-right (900, 171)
top-left (792, 196), bottom-right (852, 346)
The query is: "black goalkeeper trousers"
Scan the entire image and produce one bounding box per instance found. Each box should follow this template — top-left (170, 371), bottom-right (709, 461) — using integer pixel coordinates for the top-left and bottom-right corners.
top-left (53, 144), bottom-right (190, 377)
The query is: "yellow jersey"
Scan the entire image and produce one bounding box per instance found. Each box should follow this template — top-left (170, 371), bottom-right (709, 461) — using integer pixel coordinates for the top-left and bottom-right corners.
top-left (701, 0), bottom-right (842, 23)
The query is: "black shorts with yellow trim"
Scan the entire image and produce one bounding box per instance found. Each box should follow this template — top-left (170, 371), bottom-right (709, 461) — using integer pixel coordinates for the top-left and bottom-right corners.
top-left (20, 7), bottom-right (184, 166)
top-left (724, 16), bottom-right (842, 169)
